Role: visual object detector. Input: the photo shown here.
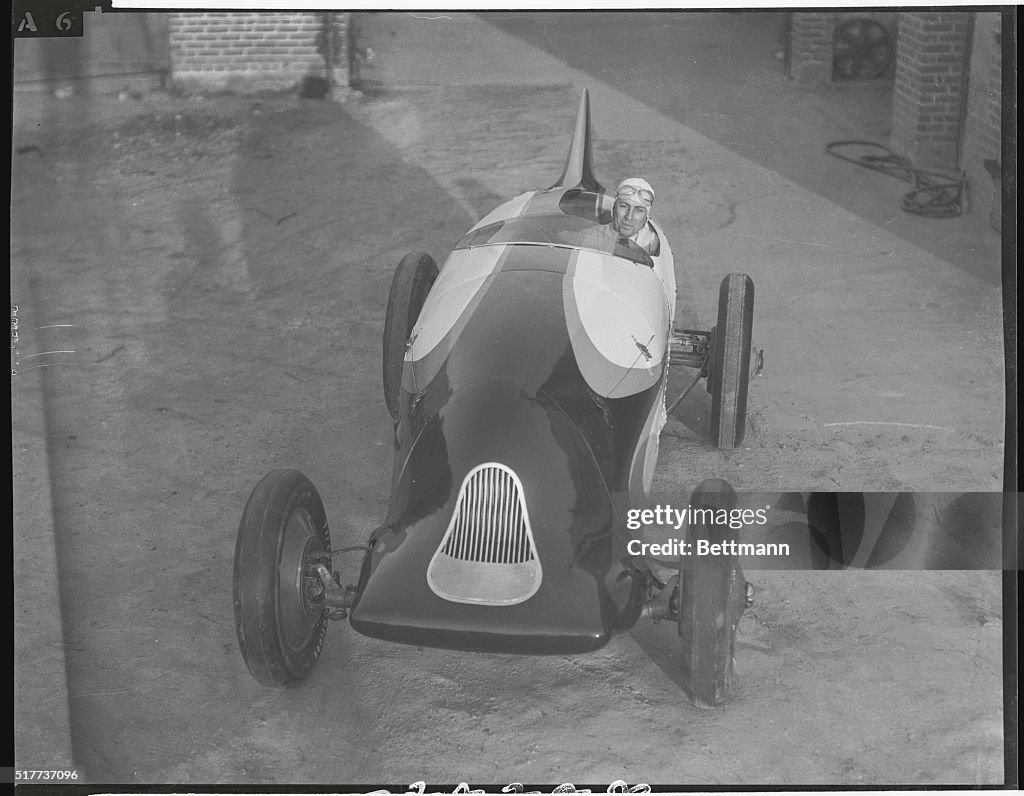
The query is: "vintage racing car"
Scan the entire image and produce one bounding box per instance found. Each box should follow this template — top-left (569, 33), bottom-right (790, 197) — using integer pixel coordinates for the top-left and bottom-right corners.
top-left (233, 90), bottom-right (757, 707)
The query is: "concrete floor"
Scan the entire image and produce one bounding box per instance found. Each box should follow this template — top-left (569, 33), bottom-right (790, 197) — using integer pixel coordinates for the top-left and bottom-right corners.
top-left (369, 11), bottom-right (1001, 282)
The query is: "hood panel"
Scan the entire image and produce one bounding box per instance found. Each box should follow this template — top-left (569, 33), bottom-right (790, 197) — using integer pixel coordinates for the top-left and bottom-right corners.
top-left (408, 258), bottom-right (572, 397)
top-left (408, 244), bottom-right (670, 401)
top-left (350, 380), bottom-right (645, 653)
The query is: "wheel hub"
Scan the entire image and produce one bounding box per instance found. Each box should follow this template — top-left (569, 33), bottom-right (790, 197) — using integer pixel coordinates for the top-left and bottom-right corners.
top-left (278, 508), bottom-right (330, 653)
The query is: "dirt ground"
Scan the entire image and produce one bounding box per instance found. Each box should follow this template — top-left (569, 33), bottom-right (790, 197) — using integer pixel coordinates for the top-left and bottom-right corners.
top-left (12, 40), bottom-right (1008, 788)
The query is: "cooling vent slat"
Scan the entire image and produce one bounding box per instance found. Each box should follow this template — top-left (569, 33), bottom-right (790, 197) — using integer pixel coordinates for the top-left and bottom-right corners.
top-left (441, 464), bottom-right (534, 564)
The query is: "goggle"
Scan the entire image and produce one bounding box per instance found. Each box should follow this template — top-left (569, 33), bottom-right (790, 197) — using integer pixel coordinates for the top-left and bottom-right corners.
top-left (616, 185), bottom-right (655, 206)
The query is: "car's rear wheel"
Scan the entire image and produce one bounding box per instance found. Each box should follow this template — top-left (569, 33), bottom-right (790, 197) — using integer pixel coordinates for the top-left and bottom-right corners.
top-left (383, 252), bottom-right (438, 420)
top-left (234, 469), bottom-right (332, 687)
top-left (678, 478), bottom-right (749, 708)
top-left (709, 273), bottom-right (754, 448)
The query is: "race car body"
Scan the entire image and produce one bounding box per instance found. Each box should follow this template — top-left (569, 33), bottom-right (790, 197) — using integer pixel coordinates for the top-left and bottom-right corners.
top-left (349, 92), bottom-right (676, 653)
top-left (234, 89), bottom-right (755, 707)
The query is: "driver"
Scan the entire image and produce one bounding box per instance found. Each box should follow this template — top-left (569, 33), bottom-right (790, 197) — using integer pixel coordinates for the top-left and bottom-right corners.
top-left (611, 178), bottom-right (660, 256)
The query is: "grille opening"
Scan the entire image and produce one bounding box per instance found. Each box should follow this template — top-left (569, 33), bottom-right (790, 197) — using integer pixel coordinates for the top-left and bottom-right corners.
top-left (442, 465), bottom-right (534, 564)
top-left (427, 463), bottom-right (542, 605)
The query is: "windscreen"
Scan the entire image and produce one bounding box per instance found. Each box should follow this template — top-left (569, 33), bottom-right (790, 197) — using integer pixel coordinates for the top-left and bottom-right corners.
top-left (455, 214), bottom-right (653, 268)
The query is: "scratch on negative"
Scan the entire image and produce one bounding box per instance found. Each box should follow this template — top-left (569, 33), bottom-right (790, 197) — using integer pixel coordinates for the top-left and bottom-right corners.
top-left (46, 689), bottom-right (136, 703)
top-left (68, 689), bottom-right (137, 698)
top-left (23, 350), bottom-right (76, 358)
top-left (824, 421), bottom-right (955, 433)
top-left (18, 363), bottom-right (79, 371)
top-left (730, 233), bottom-right (829, 248)
top-left (407, 13), bottom-right (454, 20)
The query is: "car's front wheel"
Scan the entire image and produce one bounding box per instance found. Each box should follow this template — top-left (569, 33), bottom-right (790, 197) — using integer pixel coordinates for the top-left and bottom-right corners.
top-left (233, 469), bottom-right (332, 687)
top-left (678, 478), bottom-right (750, 708)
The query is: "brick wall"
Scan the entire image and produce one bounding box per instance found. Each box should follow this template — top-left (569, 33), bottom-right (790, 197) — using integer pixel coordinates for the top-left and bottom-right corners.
top-left (890, 11), bottom-right (971, 169)
top-left (960, 12), bottom-right (1002, 227)
top-left (168, 12), bottom-right (349, 92)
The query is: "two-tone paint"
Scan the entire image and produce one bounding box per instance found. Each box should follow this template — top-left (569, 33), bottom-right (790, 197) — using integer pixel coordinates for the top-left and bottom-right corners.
top-left (349, 91), bottom-right (677, 654)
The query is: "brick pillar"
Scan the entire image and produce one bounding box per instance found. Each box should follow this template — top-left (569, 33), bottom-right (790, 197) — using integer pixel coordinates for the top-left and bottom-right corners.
top-left (890, 11), bottom-right (971, 168)
top-left (788, 12), bottom-right (836, 83)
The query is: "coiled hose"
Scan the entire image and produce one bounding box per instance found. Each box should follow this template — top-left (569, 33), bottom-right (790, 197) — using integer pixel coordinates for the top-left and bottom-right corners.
top-left (825, 140), bottom-right (966, 218)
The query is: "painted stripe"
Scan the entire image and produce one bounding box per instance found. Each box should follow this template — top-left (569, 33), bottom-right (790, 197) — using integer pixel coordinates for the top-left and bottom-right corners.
top-left (408, 246), bottom-right (505, 363)
top-left (404, 247), bottom-right (511, 395)
top-left (405, 233), bottom-right (676, 405)
top-left (563, 249), bottom-right (668, 398)
top-left (408, 245), bottom-right (574, 394)
top-left (409, 266), bottom-right (571, 399)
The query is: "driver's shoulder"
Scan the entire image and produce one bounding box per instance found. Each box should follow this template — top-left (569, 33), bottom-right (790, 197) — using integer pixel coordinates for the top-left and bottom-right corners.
top-left (637, 222), bottom-right (661, 256)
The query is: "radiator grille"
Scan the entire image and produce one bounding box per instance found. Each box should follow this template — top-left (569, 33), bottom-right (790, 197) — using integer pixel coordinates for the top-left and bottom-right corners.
top-left (427, 463), bottom-right (542, 605)
top-left (442, 464), bottom-right (534, 563)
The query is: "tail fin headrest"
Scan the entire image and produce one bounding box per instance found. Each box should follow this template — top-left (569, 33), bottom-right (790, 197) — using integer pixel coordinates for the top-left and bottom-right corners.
top-left (549, 88), bottom-right (604, 193)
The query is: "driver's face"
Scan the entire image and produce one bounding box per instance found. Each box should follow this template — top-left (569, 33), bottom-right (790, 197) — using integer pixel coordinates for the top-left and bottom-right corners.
top-left (612, 200), bottom-right (649, 238)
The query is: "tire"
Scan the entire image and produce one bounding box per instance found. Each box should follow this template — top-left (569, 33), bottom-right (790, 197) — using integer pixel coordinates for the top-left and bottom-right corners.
top-left (709, 273), bottom-right (754, 449)
top-left (383, 252), bottom-right (438, 420)
top-left (678, 479), bottom-right (748, 708)
top-left (233, 469), bottom-right (332, 687)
